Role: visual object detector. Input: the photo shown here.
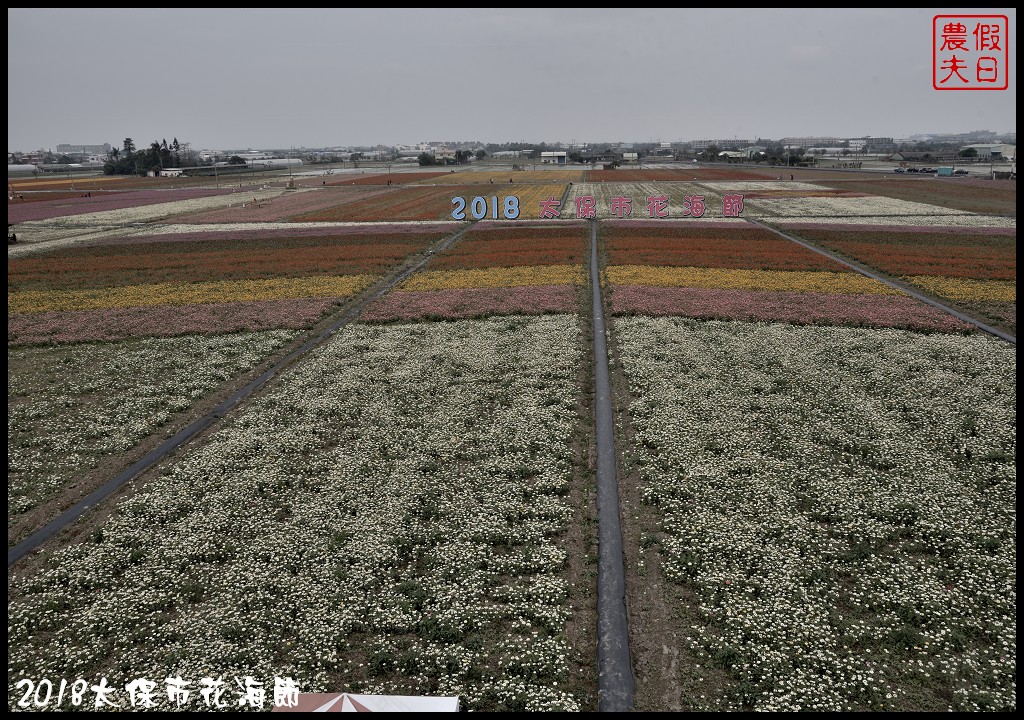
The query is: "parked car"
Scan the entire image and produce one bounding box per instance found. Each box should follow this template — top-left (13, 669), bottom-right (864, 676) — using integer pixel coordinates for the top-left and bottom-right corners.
top-left (893, 167), bottom-right (906, 173)
top-left (906, 167), bottom-right (919, 173)
top-left (954, 169), bottom-right (969, 175)
top-left (920, 167), bottom-right (935, 173)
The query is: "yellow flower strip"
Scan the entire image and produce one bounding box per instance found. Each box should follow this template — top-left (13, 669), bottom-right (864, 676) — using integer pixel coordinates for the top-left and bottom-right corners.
top-left (903, 276), bottom-right (1016, 303)
top-left (607, 265), bottom-right (903, 295)
top-left (9, 274), bottom-right (380, 314)
top-left (399, 264), bottom-right (583, 291)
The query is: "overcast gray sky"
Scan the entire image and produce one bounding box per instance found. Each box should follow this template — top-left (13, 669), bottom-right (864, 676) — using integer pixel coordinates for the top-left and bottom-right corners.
top-left (7, 8), bottom-right (1017, 151)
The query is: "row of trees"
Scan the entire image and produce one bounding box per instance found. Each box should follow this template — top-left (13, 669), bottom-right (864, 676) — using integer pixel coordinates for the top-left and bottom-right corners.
top-left (416, 149), bottom-right (479, 166)
top-left (104, 137), bottom-right (199, 176)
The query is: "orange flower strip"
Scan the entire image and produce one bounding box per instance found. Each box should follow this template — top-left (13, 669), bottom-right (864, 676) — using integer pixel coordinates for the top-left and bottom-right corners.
top-left (606, 265), bottom-right (902, 295)
top-left (9, 242), bottom-right (425, 292)
top-left (292, 186), bottom-right (458, 222)
top-left (9, 274), bottom-right (379, 314)
top-left (789, 228), bottom-right (1017, 281)
top-left (821, 241), bottom-right (1015, 280)
top-left (431, 225), bottom-right (585, 269)
top-left (399, 265), bottom-right (582, 291)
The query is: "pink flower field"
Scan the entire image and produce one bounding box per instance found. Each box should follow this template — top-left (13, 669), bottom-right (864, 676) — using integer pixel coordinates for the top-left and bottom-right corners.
top-left (168, 186), bottom-right (395, 223)
top-left (361, 285), bottom-right (578, 322)
top-left (608, 285), bottom-right (975, 332)
top-left (7, 189), bottom-right (235, 223)
top-left (8, 297), bottom-right (339, 345)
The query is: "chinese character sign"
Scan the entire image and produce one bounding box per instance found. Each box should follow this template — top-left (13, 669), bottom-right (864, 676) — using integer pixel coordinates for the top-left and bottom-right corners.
top-left (933, 15), bottom-right (1008, 90)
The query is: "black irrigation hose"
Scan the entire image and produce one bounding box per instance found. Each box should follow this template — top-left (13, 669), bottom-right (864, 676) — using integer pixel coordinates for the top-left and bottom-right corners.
top-left (750, 219), bottom-right (1016, 345)
top-left (591, 222), bottom-right (636, 711)
top-left (7, 225), bottom-right (474, 567)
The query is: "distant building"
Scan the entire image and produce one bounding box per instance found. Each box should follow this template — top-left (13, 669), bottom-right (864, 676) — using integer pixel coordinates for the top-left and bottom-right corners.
top-left (540, 151), bottom-right (567, 164)
top-left (57, 143), bottom-right (112, 156)
top-left (781, 136), bottom-right (840, 148)
top-left (960, 144), bottom-right (1015, 160)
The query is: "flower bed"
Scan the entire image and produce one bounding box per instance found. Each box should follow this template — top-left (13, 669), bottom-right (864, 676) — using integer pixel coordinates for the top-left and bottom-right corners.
top-left (9, 274), bottom-right (379, 314)
top-left (9, 298), bottom-right (338, 346)
top-left (8, 330), bottom-right (296, 523)
top-left (605, 266), bottom-right (900, 295)
top-left (429, 224), bottom-right (585, 270)
top-left (901, 276), bottom-right (1015, 303)
top-left (814, 178), bottom-right (1017, 217)
top-left (783, 228), bottom-right (1016, 280)
top-left (328, 171), bottom-right (451, 186)
top-left (603, 224), bottom-right (850, 272)
top-left (614, 316), bottom-right (1016, 711)
top-left (9, 238), bottom-right (430, 291)
top-left (774, 216), bottom-right (1017, 228)
top-left (608, 286), bottom-right (973, 333)
top-left (400, 265), bottom-right (582, 292)
top-left (418, 170), bottom-right (584, 185)
top-left (742, 195), bottom-right (974, 219)
top-left (7, 188), bottom-right (236, 223)
top-left (8, 316), bottom-right (586, 712)
top-left (362, 286), bottom-right (578, 322)
top-left (585, 168), bottom-right (769, 182)
top-left (170, 187), bottom-right (394, 223)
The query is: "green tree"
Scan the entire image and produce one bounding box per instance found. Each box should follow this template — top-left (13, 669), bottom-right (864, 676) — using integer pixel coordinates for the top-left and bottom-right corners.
top-left (960, 148), bottom-right (978, 158)
top-left (147, 141), bottom-right (162, 171)
top-left (417, 152), bottom-right (437, 166)
top-left (475, 149), bottom-right (487, 160)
